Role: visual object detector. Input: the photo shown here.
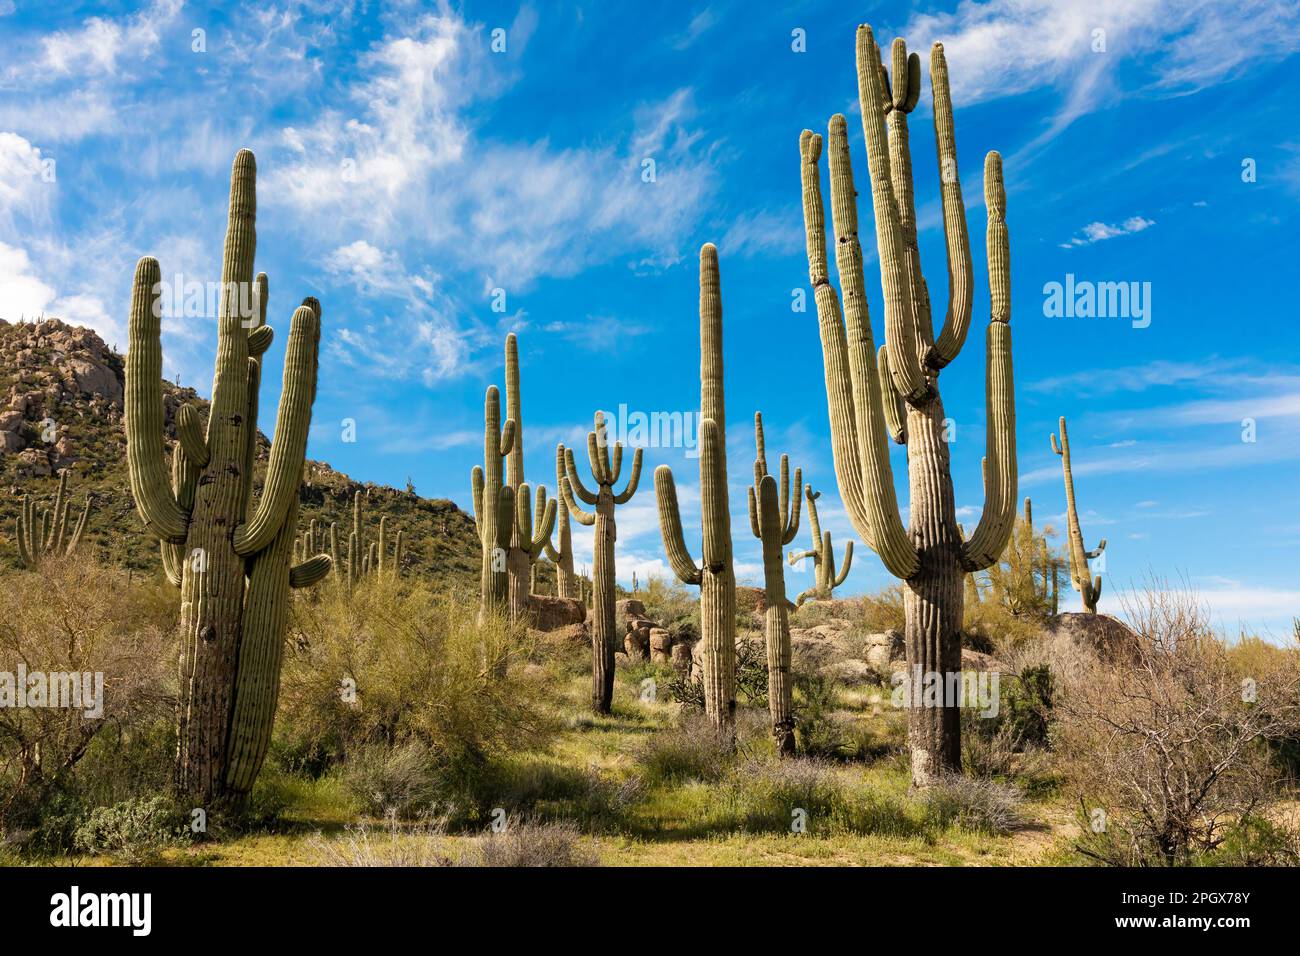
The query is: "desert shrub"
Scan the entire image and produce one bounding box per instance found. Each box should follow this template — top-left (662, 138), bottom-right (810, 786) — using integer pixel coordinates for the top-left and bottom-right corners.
top-left (636, 713), bottom-right (736, 784)
top-left (444, 756), bottom-right (642, 830)
top-left (470, 819), bottom-right (600, 867)
top-left (960, 664), bottom-right (1055, 778)
top-left (1057, 585), bottom-right (1300, 866)
top-left (637, 576), bottom-right (698, 642)
top-left (277, 577), bottom-right (552, 793)
top-left (665, 663), bottom-right (705, 709)
top-left (0, 556), bottom-right (174, 831)
top-left (715, 757), bottom-right (844, 833)
top-left (922, 774), bottom-right (1023, 835)
top-left (342, 741), bottom-right (441, 819)
top-left (1200, 817), bottom-right (1300, 867)
top-left (73, 795), bottom-right (189, 863)
top-left (794, 672), bottom-right (852, 760)
top-left (858, 585), bottom-right (907, 633)
top-left (734, 638), bottom-right (770, 708)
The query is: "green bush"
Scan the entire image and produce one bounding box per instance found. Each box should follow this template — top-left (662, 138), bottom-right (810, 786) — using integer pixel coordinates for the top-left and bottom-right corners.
top-left (73, 796), bottom-right (189, 863)
top-left (635, 713), bottom-right (735, 785)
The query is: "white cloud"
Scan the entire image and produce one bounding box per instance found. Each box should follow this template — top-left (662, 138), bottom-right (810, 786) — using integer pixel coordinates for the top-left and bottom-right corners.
top-left (1060, 215), bottom-right (1154, 248)
top-left (0, 241), bottom-right (55, 321)
top-left (36, 0), bottom-right (181, 78)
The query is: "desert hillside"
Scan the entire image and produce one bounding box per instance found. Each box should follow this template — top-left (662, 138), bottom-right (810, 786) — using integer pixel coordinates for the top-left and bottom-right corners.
top-left (0, 317), bottom-right (480, 589)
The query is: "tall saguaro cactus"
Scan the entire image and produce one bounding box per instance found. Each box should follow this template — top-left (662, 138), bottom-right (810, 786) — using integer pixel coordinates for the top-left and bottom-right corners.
top-left (799, 28), bottom-right (1017, 785)
top-left (544, 444), bottom-right (579, 598)
top-left (125, 149), bottom-right (329, 802)
top-left (1050, 417), bottom-right (1105, 613)
top-left (656, 243), bottom-right (738, 732)
top-left (787, 484), bottom-right (854, 607)
top-left (328, 492), bottom-right (404, 590)
top-left (502, 334), bottom-right (556, 621)
top-left (472, 385), bottom-right (517, 621)
top-left (14, 470), bottom-right (92, 568)
top-left (560, 413), bottom-right (643, 714)
top-left (747, 413), bottom-right (802, 754)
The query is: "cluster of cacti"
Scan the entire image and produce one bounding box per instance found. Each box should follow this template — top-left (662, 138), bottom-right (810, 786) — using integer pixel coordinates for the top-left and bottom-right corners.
top-left (559, 412), bottom-right (643, 714)
top-left (1051, 417), bottom-right (1105, 613)
top-left (798, 28), bottom-right (1016, 785)
top-left (787, 482), bottom-right (853, 607)
top-left (656, 244), bottom-right (737, 733)
top-left (323, 491), bottom-right (404, 590)
top-left (14, 469), bottom-right (92, 568)
top-left (747, 412), bottom-right (801, 754)
top-left (126, 149), bottom-right (328, 802)
top-left (503, 334), bottom-right (557, 620)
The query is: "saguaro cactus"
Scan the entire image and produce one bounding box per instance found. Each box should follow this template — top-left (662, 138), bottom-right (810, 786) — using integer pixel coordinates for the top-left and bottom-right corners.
top-left (799, 28), bottom-right (1017, 785)
top-left (560, 412), bottom-right (643, 714)
top-left (125, 149), bottom-right (328, 802)
top-left (472, 385), bottom-right (516, 620)
top-left (502, 334), bottom-right (556, 621)
top-left (1050, 417), bottom-right (1105, 613)
top-left (543, 444), bottom-right (579, 598)
top-left (747, 412), bottom-right (802, 754)
top-left (14, 469), bottom-right (92, 568)
top-left (787, 484), bottom-right (854, 607)
top-left (656, 243), bottom-right (737, 732)
top-left (328, 492), bottom-right (403, 590)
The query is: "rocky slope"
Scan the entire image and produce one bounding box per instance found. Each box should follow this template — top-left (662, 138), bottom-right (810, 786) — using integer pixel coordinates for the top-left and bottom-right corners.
top-left (0, 317), bottom-right (480, 589)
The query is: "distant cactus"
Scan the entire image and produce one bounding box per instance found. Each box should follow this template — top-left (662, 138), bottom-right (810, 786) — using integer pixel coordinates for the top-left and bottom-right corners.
top-left (14, 469), bottom-right (92, 568)
top-left (787, 484), bottom-right (853, 607)
top-left (656, 244), bottom-right (737, 733)
top-left (1050, 417), bottom-right (1105, 613)
top-left (798, 28), bottom-right (1017, 785)
top-left (471, 385), bottom-right (516, 622)
top-left (747, 413), bottom-right (802, 754)
top-left (125, 149), bottom-right (327, 802)
top-left (560, 412), bottom-right (643, 714)
top-left (543, 445), bottom-right (579, 599)
top-left (324, 492), bottom-right (403, 590)
top-left (503, 334), bottom-right (556, 620)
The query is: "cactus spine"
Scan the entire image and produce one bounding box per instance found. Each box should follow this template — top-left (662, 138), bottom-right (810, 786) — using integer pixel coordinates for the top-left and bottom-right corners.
top-left (503, 334), bottom-right (557, 621)
top-left (656, 244), bottom-right (737, 733)
top-left (560, 412), bottom-right (644, 714)
top-left (1050, 416), bottom-right (1105, 613)
top-left (14, 469), bottom-right (91, 568)
top-left (787, 484), bottom-right (854, 607)
top-left (472, 385), bottom-right (517, 621)
top-left (799, 29), bottom-right (1016, 785)
top-left (543, 445), bottom-right (579, 598)
top-left (125, 149), bottom-right (328, 802)
top-left (747, 413), bottom-right (802, 754)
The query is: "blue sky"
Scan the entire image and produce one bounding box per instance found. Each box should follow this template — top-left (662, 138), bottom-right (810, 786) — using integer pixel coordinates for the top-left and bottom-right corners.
top-left (2, 0), bottom-right (1299, 636)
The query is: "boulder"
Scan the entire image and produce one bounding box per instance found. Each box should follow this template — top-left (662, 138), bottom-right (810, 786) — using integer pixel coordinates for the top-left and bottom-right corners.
top-left (616, 598), bottom-right (647, 620)
top-left (821, 659), bottom-right (878, 686)
top-left (540, 622), bottom-right (589, 648)
top-left (670, 641), bottom-right (692, 674)
top-left (862, 630), bottom-right (905, 678)
top-left (625, 624), bottom-right (650, 659)
top-left (960, 648), bottom-right (1005, 672)
top-left (649, 627), bottom-right (673, 663)
top-left (529, 595), bottom-right (586, 632)
top-left (1042, 612), bottom-right (1139, 663)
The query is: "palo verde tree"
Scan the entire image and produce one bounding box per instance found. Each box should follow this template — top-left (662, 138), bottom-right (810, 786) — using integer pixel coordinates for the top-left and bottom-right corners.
top-left (126, 149), bottom-right (330, 803)
top-left (798, 27), bottom-right (1017, 785)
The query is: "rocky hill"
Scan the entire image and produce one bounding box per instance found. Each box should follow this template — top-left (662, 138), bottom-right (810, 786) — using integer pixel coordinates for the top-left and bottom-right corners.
top-left (0, 317), bottom-right (480, 590)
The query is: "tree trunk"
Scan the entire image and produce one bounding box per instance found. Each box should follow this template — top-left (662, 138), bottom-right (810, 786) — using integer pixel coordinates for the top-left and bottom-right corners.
top-left (903, 398), bottom-right (963, 787)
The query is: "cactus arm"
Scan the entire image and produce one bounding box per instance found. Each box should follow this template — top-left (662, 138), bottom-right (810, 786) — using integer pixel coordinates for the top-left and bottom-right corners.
top-left (877, 346), bottom-right (908, 444)
top-left (558, 462), bottom-right (596, 527)
top-left (612, 447), bottom-right (643, 504)
top-left (564, 446), bottom-right (600, 505)
top-left (64, 497), bottom-right (90, 555)
top-left (470, 466), bottom-right (486, 534)
top-left (125, 255), bottom-right (188, 543)
top-left (527, 486), bottom-right (557, 556)
top-left (805, 486), bottom-right (825, 559)
top-left (248, 325), bottom-right (272, 357)
top-left (654, 465), bottom-right (702, 585)
top-left (788, 548), bottom-right (816, 567)
top-left (854, 27), bottom-right (926, 403)
top-left (698, 419), bottom-right (731, 569)
top-left (960, 152), bottom-right (1018, 573)
top-left (747, 485), bottom-right (761, 539)
top-left (833, 539), bottom-right (855, 587)
top-left (176, 403), bottom-right (211, 468)
top-left (782, 463), bottom-right (802, 545)
top-left (801, 123), bottom-right (917, 578)
top-left (793, 585), bottom-right (816, 608)
top-left (585, 429), bottom-right (609, 486)
top-left (48, 471), bottom-right (68, 552)
top-left (233, 304), bottom-right (320, 556)
top-left (289, 555), bottom-right (331, 588)
top-left (15, 513), bottom-right (33, 568)
top-left (160, 540), bottom-right (183, 587)
top-left (1086, 540), bottom-right (1107, 559)
top-left (924, 42), bottom-right (975, 370)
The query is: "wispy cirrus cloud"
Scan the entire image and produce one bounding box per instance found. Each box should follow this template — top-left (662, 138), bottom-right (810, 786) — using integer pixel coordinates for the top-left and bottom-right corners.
top-left (1060, 215), bottom-right (1154, 248)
